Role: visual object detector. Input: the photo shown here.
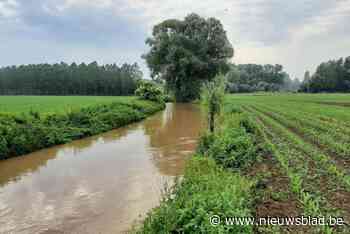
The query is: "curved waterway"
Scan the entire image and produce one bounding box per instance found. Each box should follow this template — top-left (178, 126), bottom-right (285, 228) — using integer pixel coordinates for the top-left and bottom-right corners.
top-left (0, 103), bottom-right (204, 234)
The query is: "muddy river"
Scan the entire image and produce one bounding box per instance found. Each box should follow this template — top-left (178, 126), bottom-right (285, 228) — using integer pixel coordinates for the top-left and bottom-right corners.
top-left (0, 103), bottom-right (203, 234)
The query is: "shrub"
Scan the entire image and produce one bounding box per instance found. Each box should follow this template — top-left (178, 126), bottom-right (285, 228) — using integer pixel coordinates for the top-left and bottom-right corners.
top-left (196, 131), bottom-right (215, 155)
top-left (135, 80), bottom-right (165, 103)
top-left (138, 157), bottom-right (253, 233)
top-left (200, 74), bottom-right (226, 132)
top-left (198, 114), bottom-right (258, 170)
top-left (163, 94), bottom-right (174, 102)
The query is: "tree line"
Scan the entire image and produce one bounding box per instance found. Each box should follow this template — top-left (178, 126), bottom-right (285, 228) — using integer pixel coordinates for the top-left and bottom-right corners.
top-left (0, 62), bottom-right (142, 95)
top-left (225, 64), bottom-right (300, 93)
top-left (300, 56), bottom-right (350, 93)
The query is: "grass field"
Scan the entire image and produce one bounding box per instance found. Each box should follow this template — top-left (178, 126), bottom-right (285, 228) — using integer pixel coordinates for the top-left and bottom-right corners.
top-left (0, 96), bottom-right (136, 114)
top-left (0, 96), bottom-right (165, 159)
top-left (139, 93), bottom-right (350, 233)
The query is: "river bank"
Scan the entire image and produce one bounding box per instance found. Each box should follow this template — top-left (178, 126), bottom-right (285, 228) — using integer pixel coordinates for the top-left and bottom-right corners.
top-left (0, 103), bottom-right (203, 233)
top-left (136, 110), bottom-right (256, 233)
top-left (0, 99), bottom-right (165, 160)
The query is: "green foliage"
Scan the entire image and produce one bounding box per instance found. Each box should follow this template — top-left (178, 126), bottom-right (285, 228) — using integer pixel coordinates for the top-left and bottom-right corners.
top-left (201, 75), bottom-right (226, 116)
top-left (143, 13), bottom-right (234, 102)
top-left (0, 99), bottom-right (165, 159)
top-left (135, 80), bottom-right (165, 103)
top-left (137, 111), bottom-right (260, 233)
top-left (200, 75), bottom-right (226, 132)
top-left (0, 62), bottom-right (142, 95)
top-left (225, 63), bottom-right (298, 93)
top-left (200, 114), bottom-right (258, 170)
top-left (196, 131), bottom-right (215, 155)
top-left (139, 94), bottom-right (350, 234)
top-left (0, 136), bottom-right (8, 159)
top-left (163, 94), bottom-right (174, 102)
top-left (137, 157), bottom-right (253, 234)
top-left (229, 93), bottom-right (349, 233)
top-left (300, 56), bottom-right (350, 92)
top-left (0, 96), bottom-right (137, 114)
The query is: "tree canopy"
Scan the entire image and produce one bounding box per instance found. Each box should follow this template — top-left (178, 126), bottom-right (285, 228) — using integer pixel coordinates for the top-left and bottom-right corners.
top-left (225, 64), bottom-right (298, 93)
top-left (300, 56), bottom-right (350, 93)
top-left (0, 62), bottom-right (142, 95)
top-left (143, 13), bottom-right (234, 102)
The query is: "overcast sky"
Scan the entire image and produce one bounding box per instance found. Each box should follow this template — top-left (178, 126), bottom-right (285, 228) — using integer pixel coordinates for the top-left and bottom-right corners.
top-left (0, 0), bottom-right (349, 79)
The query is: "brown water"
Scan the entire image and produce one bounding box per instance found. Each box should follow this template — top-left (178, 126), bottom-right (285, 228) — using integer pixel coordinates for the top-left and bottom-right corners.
top-left (0, 103), bottom-right (203, 234)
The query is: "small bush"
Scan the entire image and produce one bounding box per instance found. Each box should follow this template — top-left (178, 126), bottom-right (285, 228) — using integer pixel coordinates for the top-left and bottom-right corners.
top-left (135, 80), bottom-right (165, 103)
top-left (138, 157), bottom-right (253, 233)
top-left (196, 131), bottom-right (215, 155)
top-left (163, 94), bottom-right (174, 102)
top-left (209, 128), bottom-right (256, 170)
top-left (198, 114), bottom-right (258, 170)
top-left (200, 74), bottom-right (226, 132)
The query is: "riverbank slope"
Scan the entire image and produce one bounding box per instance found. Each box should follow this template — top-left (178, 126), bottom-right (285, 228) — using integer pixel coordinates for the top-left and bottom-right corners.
top-left (0, 97), bottom-right (165, 159)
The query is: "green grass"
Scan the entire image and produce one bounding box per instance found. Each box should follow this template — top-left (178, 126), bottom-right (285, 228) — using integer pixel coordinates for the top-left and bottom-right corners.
top-left (138, 93), bottom-right (350, 234)
top-left (0, 96), bottom-right (165, 159)
top-left (138, 157), bottom-right (254, 234)
top-left (137, 113), bottom-right (259, 233)
top-left (0, 96), bottom-right (136, 114)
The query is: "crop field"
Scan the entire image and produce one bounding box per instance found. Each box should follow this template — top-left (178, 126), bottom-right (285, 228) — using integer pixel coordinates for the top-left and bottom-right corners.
top-left (139, 93), bottom-right (350, 233)
top-left (0, 96), bottom-right (136, 114)
top-left (227, 93), bottom-right (350, 233)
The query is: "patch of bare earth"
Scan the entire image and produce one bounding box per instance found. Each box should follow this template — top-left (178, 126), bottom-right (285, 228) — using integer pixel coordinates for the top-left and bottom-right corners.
top-left (306, 159), bottom-right (350, 230)
top-left (246, 153), bottom-right (311, 234)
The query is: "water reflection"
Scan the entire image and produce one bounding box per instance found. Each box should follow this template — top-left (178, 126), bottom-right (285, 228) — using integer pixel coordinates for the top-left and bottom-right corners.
top-left (0, 125), bottom-right (132, 188)
top-left (144, 104), bottom-right (203, 175)
top-left (0, 103), bottom-right (203, 234)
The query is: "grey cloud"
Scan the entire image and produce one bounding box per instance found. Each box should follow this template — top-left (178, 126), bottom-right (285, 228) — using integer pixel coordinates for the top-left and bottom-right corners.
top-left (234, 0), bottom-right (337, 45)
top-left (0, 0), bottom-right (148, 74)
top-left (0, 0), bottom-right (349, 79)
top-left (9, 0), bottom-right (146, 48)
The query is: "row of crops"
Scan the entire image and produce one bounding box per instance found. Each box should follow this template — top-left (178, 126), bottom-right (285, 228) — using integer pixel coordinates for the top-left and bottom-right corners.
top-left (231, 94), bottom-right (350, 233)
top-left (138, 94), bottom-right (350, 233)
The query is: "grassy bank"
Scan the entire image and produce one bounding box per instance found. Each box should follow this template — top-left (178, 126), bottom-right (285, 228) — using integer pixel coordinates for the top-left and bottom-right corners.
top-left (137, 112), bottom-right (258, 233)
top-left (139, 156), bottom-right (253, 233)
top-left (0, 96), bottom-right (137, 114)
top-left (0, 97), bottom-right (165, 159)
top-left (137, 93), bottom-right (350, 233)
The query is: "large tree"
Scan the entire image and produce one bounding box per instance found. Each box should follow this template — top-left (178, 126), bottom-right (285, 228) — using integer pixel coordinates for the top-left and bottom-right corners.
top-left (143, 13), bottom-right (234, 102)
